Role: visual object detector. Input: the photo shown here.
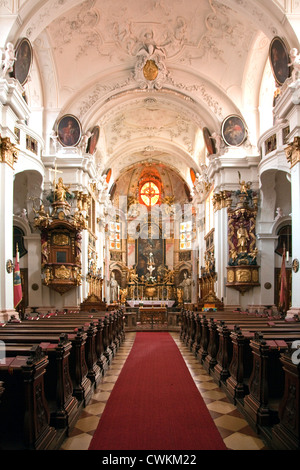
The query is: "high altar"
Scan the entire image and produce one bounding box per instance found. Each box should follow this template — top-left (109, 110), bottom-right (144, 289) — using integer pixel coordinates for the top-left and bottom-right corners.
top-left (126, 267), bottom-right (176, 306)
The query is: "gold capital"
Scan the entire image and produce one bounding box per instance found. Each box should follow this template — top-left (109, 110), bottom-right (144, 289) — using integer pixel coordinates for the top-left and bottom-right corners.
top-left (285, 136), bottom-right (300, 168)
top-left (0, 136), bottom-right (19, 169)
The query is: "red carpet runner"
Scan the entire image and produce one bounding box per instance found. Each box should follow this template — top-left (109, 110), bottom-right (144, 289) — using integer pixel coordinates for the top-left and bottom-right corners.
top-left (89, 332), bottom-right (227, 450)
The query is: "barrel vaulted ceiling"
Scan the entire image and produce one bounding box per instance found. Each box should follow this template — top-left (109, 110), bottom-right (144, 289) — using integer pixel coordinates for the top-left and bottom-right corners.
top-left (2, 0), bottom-right (300, 185)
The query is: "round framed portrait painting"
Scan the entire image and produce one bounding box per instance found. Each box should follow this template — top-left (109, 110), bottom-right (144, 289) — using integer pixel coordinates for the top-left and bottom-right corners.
top-left (221, 115), bottom-right (247, 147)
top-left (269, 36), bottom-right (291, 86)
top-left (57, 114), bottom-right (82, 147)
top-left (190, 168), bottom-right (196, 185)
top-left (202, 127), bottom-right (216, 155)
top-left (87, 125), bottom-right (100, 154)
top-left (106, 168), bottom-right (112, 184)
top-left (13, 38), bottom-right (33, 86)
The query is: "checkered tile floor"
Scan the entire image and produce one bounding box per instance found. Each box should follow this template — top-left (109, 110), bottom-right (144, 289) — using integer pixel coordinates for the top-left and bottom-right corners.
top-left (60, 332), bottom-right (269, 451)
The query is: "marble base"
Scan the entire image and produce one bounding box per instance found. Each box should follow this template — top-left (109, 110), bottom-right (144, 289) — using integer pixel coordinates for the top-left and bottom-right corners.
top-left (0, 309), bottom-right (20, 323)
top-left (286, 307), bottom-right (300, 319)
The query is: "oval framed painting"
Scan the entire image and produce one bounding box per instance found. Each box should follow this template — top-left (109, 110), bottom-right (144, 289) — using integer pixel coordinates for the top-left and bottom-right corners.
top-left (106, 168), bottom-right (112, 184)
top-left (269, 36), bottom-right (291, 86)
top-left (221, 115), bottom-right (247, 147)
top-left (190, 168), bottom-right (196, 185)
top-left (57, 114), bottom-right (82, 147)
top-left (203, 127), bottom-right (215, 155)
top-left (13, 37), bottom-right (33, 86)
top-left (87, 125), bottom-right (100, 154)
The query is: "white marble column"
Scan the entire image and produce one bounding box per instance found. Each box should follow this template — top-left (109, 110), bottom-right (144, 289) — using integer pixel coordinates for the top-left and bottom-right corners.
top-left (0, 138), bottom-right (17, 321)
top-left (256, 234), bottom-right (278, 308)
top-left (23, 233), bottom-right (43, 308)
top-left (286, 137), bottom-right (300, 316)
top-left (214, 203), bottom-right (228, 303)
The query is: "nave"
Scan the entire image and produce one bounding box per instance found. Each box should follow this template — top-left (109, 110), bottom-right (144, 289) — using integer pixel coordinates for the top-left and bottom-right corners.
top-left (60, 331), bottom-right (268, 451)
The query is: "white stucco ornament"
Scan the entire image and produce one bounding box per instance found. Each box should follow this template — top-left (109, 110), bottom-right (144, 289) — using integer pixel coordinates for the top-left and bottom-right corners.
top-left (134, 38), bottom-right (168, 90)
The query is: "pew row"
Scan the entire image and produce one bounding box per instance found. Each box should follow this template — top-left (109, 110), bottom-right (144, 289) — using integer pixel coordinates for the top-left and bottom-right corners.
top-left (0, 346), bottom-right (56, 450)
top-left (180, 308), bottom-right (300, 449)
top-left (0, 309), bottom-right (125, 450)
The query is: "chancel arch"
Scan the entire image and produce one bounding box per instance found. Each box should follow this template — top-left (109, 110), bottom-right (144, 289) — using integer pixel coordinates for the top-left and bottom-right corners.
top-left (106, 161), bottom-right (198, 304)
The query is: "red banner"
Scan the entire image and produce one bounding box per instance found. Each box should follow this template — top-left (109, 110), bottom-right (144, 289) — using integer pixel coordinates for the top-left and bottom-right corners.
top-left (13, 247), bottom-right (22, 309)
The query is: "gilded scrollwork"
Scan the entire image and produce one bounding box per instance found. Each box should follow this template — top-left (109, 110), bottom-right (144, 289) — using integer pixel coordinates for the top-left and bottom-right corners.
top-left (55, 265), bottom-right (71, 280)
top-left (52, 233), bottom-right (69, 245)
top-left (285, 136), bottom-right (300, 169)
top-left (0, 136), bottom-right (19, 169)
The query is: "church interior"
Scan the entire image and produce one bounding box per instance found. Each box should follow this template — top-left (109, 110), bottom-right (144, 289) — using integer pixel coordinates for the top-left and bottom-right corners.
top-left (1, 0), bottom-right (300, 452)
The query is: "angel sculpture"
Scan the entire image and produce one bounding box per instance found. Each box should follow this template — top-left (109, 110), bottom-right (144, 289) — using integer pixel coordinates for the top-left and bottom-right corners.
top-left (1, 43), bottom-right (16, 78)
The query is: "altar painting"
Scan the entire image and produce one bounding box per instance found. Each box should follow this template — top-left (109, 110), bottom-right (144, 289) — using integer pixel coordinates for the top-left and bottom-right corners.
top-left (136, 224), bottom-right (164, 280)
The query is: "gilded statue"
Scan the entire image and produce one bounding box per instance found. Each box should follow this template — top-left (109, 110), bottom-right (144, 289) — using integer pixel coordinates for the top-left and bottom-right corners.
top-left (177, 287), bottom-right (183, 304)
top-left (33, 203), bottom-right (47, 218)
top-left (73, 208), bottom-right (87, 229)
top-left (128, 267), bottom-right (138, 283)
top-left (44, 267), bottom-right (51, 285)
top-left (54, 177), bottom-right (70, 202)
top-left (236, 225), bottom-right (249, 253)
top-left (33, 203), bottom-right (50, 227)
top-left (41, 231), bottom-right (49, 266)
top-left (120, 288), bottom-right (128, 304)
top-left (73, 266), bottom-right (82, 285)
top-left (239, 180), bottom-right (251, 194)
top-left (238, 171), bottom-right (252, 194)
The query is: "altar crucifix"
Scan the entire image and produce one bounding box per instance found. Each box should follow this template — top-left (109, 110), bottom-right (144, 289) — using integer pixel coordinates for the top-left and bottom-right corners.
top-left (147, 252), bottom-right (155, 279)
top-left (49, 160), bottom-right (63, 186)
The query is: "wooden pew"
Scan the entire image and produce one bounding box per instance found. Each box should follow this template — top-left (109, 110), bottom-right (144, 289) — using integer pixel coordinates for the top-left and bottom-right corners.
top-left (211, 321), bottom-right (233, 385)
top-left (1, 309), bottom-right (125, 399)
top-left (2, 320), bottom-right (103, 388)
top-left (209, 321), bottom-right (300, 397)
top-left (197, 315), bottom-right (210, 363)
top-left (0, 309), bottom-right (126, 449)
top-left (0, 329), bottom-right (92, 407)
top-left (272, 344), bottom-right (300, 450)
top-left (199, 320), bottom-right (300, 448)
top-left (182, 309), bottom-right (300, 449)
top-left (180, 308), bottom-right (275, 349)
top-left (0, 346), bottom-right (56, 450)
top-left (226, 326), bottom-right (300, 405)
top-left (3, 333), bottom-right (79, 437)
top-left (180, 309), bottom-right (272, 383)
top-left (204, 317), bottom-right (219, 372)
top-left (29, 309), bottom-right (125, 367)
top-left (243, 332), bottom-right (288, 431)
top-left (180, 309), bottom-right (300, 417)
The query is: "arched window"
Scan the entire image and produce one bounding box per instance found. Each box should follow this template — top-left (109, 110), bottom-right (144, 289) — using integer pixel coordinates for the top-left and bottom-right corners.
top-left (13, 226), bottom-right (27, 258)
top-left (275, 225), bottom-right (292, 257)
top-left (139, 181), bottom-right (160, 207)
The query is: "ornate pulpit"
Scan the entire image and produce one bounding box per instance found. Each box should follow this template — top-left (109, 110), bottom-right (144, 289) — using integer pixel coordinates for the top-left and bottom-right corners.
top-left (34, 177), bottom-right (87, 294)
